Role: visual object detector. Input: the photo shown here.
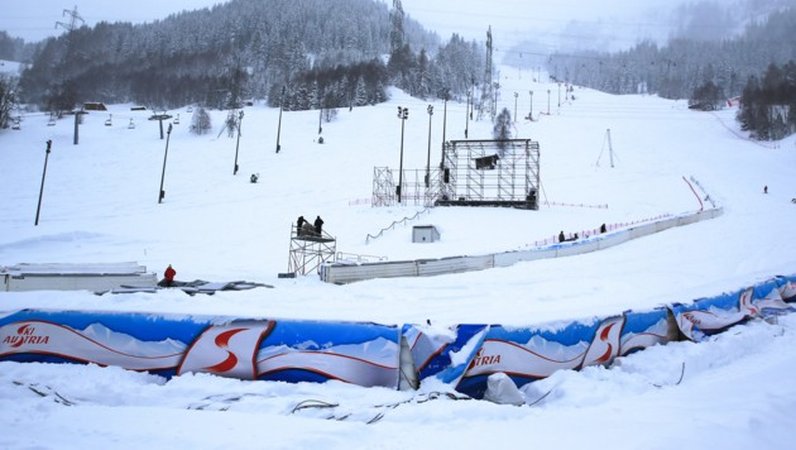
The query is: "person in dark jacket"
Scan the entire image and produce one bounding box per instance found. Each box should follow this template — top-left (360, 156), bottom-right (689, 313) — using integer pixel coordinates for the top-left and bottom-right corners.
top-left (558, 231), bottom-right (565, 243)
top-left (314, 216), bottom-right (324, 235)
top-left (296, 216), bottom-right (306, 236)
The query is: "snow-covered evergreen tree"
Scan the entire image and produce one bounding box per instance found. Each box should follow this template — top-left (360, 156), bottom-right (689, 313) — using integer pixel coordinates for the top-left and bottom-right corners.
top-left (190, 107), bottom-right (212, 135)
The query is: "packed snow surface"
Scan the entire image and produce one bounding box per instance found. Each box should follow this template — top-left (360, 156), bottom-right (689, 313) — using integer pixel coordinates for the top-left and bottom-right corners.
top-left (2, 66), bottom-right (796, 448)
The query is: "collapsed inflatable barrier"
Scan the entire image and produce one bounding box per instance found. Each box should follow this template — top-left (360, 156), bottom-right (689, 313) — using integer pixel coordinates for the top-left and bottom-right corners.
top-left (1, 275), bottom-right (794, 398)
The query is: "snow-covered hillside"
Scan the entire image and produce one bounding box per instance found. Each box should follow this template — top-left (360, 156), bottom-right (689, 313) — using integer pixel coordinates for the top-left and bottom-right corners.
top-left (1, 67), bottom-right (796, 449)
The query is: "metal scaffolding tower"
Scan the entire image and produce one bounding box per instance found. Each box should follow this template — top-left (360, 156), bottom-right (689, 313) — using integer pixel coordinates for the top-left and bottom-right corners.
top-left (372, 167), bottom-right (396, 207)
top-left (372, 167), bottom-right (440, 207)
top-left (372, 138), bottom-right (540, 209)
top-left (287, 226), bottom-right (337, 276)
top-left (437, 139), bottom-right (540, 209)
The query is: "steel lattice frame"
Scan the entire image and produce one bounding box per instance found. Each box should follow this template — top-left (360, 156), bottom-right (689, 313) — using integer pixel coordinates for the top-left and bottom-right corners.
top-left (438, 139), bottom-right (539, 209)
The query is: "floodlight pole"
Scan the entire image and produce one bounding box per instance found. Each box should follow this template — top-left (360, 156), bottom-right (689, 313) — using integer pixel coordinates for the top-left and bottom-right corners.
top-left (513, 92), bottom-right (518, 123)
top-left (470, 80), bottom-right (475, 120)
top-left (547, 89), bottom-right (551, 115)
top-left (396, 106), bottom-right (408, 203)
top-left (529, 90), bottom-right (533, 120)
top-left (158, 123), bottom-right (173, 204)
top-left (558, 82), bottom-right (562, 109)
top-left (276, 86), bottom-right (285, 154)
top-left (439, 90), bottom-right (448, 169)
top-left (425, 105), bottom-right (434, 187)
top-left (233, 110), bottom-right (244, 175)
top-left (465, 89), bottom-right (470, 139)
top-left (34, 140), bottom-right (52, 226)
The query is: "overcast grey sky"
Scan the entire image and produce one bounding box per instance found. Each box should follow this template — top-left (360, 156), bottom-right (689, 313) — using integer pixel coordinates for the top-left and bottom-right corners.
top-left (1, 0), bottom-right (225, 41)
top-left (2, 0), bottom-right (689, 46)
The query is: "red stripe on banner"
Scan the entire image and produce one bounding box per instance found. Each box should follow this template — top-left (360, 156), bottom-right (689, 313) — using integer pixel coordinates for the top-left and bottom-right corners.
top-left (257, 350), bottom-right (397, 370)
top-left (486, 339), bottom-right (586, 364)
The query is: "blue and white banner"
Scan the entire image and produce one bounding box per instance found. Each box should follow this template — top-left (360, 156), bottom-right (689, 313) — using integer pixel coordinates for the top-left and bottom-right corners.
top-left (619, 307), bottom-right (675, 356)
top-left (1, 274), bottom-right (794, 397)
top-left (0, 310), bottom-right (401, 388)
top-left (455, 316), bottom-right (625, 398)
top-left (671, 278), bottom-right (794, 341)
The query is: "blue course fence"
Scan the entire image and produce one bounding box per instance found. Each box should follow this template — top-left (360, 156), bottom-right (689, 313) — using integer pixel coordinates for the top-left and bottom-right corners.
top-left (1, 274), bottom-right (794, 399)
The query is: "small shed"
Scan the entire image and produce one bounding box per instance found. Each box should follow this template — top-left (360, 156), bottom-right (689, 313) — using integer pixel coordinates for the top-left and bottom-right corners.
top-left (83, 102), bottom-right (107, 111)
top-left (412, 225), bottom-right (440, 243)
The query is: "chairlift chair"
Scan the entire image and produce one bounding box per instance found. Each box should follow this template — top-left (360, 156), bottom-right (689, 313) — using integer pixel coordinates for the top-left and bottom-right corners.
top-left (105, 114), bottom-right (112, 126)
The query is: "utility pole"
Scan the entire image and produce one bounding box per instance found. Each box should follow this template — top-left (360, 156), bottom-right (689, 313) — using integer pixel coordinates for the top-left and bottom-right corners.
top-left (233, 110), bottom-right (244, 175)
top-left (54, 6), bottom-right (84, 115)
top-left (425, 105), bottom-right (434, 188)
top-left (396, 106), bottom-right (408, 203)
top-left (480, 26), bottom-right (494, 121)
top-left (34, 140), bottom-right (53, 226)
top-left (55, 6), bottom-right (84, 34)
top-left (276, 87), bottom-right (285, 153)
top-left (158, 123), bottom-right (173, 204)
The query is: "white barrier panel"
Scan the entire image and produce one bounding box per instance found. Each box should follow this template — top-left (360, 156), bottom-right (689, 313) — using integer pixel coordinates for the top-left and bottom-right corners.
top-left (654, 217), bottom-right (680, 232)
top-left (416, 255), bottom-right (494, 277)
top-left (2, 262), bottom-right (157, 292)
top-left (322, 260), bottom-right (418, 284)
top-left (596, 232), bottom-right (631, 250)
top-left (321, 207), bottom-right (724, 284)
top-left (628, 222), bottom-right (658, 239)
top-left (558, 239), bottom-right (600, 256)
top-left (677, 214), bottom-right (701, 226)
top-left (495, 250), bottom-right (544, 267)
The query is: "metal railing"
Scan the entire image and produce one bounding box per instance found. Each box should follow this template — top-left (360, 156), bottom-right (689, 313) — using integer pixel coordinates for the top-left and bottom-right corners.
top-left (365, 208), bottom-right (432, 244)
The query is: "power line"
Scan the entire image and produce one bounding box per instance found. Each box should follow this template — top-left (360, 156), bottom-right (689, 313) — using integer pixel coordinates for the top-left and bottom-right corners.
top-left (55, 5), bottom-right (84, 34)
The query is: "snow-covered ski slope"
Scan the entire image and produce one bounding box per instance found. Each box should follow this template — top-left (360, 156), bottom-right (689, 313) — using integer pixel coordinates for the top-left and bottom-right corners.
top-left (1, 66), bottom-right (796, 448)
